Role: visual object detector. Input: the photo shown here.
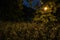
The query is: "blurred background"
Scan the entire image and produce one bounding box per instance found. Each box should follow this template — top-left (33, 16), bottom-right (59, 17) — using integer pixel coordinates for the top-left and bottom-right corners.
top-left (0, 0), bottom-right (60, 40)
top-left (0, 0), bottom-right (60, 22)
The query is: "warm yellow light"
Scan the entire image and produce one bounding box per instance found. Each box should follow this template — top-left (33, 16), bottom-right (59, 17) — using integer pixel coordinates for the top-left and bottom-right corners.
top-left (44, 7), bottom-right (48, 11)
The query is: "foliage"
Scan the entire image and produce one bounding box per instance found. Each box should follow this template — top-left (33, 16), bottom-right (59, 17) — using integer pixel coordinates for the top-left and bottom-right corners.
top-left (0, 0), bottom-right (60, 40)
top-left (0, 21), bottom-right (60, 40)
top-left (33, 1), bottom-right (57, 23)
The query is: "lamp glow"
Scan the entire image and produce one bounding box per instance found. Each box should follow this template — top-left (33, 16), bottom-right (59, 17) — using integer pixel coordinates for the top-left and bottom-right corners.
top-left (44, 7), bottom-right (48, 11)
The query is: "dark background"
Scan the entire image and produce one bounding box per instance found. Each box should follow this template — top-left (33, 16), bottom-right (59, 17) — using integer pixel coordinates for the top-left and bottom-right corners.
top-left (0, 0), bottom-right (60, 22)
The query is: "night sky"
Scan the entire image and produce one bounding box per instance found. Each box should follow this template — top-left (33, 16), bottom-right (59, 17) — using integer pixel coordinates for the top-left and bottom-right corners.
top-left (23, 0), bottom-right (41, 9)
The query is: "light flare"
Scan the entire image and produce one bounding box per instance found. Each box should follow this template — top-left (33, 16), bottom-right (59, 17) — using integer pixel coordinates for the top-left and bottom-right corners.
top-left (44, 7), bottom-right (48, 11)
